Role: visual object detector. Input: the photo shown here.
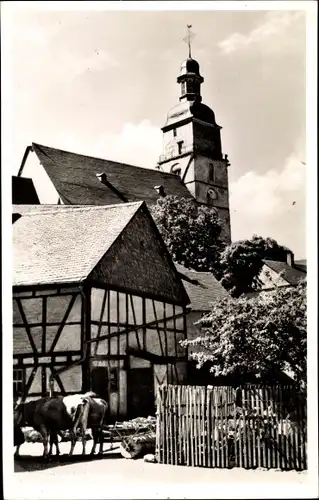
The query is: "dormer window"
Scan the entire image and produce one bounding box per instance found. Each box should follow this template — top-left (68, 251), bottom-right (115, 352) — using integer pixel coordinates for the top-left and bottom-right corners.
top-left (207, 188), bottom-right (217, 200)
top-left (171, 163), bottom-right (181, 177)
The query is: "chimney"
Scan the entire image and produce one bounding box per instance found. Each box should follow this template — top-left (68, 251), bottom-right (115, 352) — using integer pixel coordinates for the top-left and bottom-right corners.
top-left (286, 250), bottom-right (295, 267)
top-left (96, 172), bottom-right (108, 185)
top-left (96, 172), bottom-right (128, 203)
top-left (154, 185), bottom-right (166, 197)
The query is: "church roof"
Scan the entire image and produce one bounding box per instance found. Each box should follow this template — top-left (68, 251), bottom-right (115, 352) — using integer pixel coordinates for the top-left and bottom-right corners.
top-left (163, 100), bottom-right (218, 130)
top-left (20, 143), bottom-right (193, 206)
top-left (263, 259), bottom-right (306, 286)
top-left (175, 263), bottom-right (229, 311)
top-left (12, 176), bottom-right (39, 204)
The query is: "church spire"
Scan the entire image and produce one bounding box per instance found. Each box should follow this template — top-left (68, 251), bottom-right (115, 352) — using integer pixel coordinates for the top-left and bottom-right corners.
top-left (183, 24), bottom-right (194, 58)
top-left (178, 25), bottom-right (204, 102)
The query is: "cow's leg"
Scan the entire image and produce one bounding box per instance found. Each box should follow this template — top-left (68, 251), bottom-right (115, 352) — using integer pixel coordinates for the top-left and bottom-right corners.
top-left (14, 445), bottom-right (21, 458)
top-left (68, 429), bottom-right (76, 456)
top-left (38, 426), bottom-right (49, 457)
top-left (55, 434), bottom-right (61, 456)
top-left (50, 432), bottom-right (60, 456)
top-left (81, 424), bottom-right (87, 455)
top-left (90, 428), bottom-right (98, 455)
top-left (98, 427), bottom-right (104, 455)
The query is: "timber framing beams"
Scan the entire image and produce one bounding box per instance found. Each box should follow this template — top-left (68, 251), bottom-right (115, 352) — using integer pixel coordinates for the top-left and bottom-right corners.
top-left (127, 347), bottom-right (185, 365)
top-left (87, 310), bottom-right (186, 344)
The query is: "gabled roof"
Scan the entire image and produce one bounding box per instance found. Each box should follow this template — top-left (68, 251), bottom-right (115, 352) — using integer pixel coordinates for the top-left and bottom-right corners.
top-left (12, 176), bottom-right (39, 204)
top-left (263, 259), bottom-right (306, 286)
top-left (175, 263), bottom-right (229, 311)
top-left (19, 143), bottom-right (193, 206)
top-left (13, 203), bottom-right (189, 306)
top-left (13, 203), bottom-right (142, 287)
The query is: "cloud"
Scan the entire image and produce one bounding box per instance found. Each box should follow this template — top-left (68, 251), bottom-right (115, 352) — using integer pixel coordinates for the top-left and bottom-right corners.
top-left (229, 141), bottom-right (306, 257)
top-left (94, 120), bottom-right (162, 169)
top-left (218, 11), bottom-right (304, 55)
top-left (50, 119), bottom-right (162, 170)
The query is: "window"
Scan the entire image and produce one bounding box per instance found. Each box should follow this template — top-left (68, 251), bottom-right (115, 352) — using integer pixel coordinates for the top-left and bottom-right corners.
top-left (177, 141), bottom-right (184, 155)
top-left (171, 163), bottom-right (182, 177)
top-left (208, 162), bottom-right (214, 182)
top-left (173, 129), bottom-right (177, 138)
top-left (181, 82), bottom-right (186, 95)
top-left (207, 188), bottom-right (218, 200)
top-left (13, 368), bottom-right (25, 397)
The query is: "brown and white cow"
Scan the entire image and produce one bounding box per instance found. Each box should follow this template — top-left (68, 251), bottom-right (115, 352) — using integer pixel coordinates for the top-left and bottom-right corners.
top-left (63, 392), bottom-right (108, 455)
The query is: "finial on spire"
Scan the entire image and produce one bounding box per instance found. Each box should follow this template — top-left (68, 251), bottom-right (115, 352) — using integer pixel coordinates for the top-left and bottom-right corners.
top-left (183, 24), bottom-right (195, 58)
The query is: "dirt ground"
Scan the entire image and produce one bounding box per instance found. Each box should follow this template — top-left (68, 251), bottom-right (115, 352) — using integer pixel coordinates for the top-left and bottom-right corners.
top-left (7, 442), bottom-right (312, 500)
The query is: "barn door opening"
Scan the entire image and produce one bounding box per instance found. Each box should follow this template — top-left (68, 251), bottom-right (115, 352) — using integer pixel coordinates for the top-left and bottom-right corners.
top-left (91, 366), bottom-right (109, 402)
top-left (127, 367), bottom-right (154, 419)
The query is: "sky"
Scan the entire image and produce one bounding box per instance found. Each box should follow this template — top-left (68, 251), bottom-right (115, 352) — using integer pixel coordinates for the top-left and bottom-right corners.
top-left (3, 2), bottom-right (312, 258)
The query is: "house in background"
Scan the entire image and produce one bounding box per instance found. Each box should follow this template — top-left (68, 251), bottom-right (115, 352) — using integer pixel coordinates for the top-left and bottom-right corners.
top-left (252, 251), bottom-right (306, 294)
top-left (12, 202), bottom-right (190, 420)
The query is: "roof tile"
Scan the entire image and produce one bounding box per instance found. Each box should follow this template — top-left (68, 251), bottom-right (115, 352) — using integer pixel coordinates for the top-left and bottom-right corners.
top-left (263, 259), bottom-right (306, 286)
top-left (175, 263), bottom-right (228, 311)
top-left (30, 143), bottom-right (193, 206)
top-left (13, 203), bottom-right (142, 287)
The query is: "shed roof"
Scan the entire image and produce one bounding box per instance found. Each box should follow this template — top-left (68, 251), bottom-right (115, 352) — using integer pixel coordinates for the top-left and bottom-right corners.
top-left (22, 143), bottom-right (193, 206)
top-left (12, 176), bottom-right (39, 204)
top-left (263, 259), bottom-right (306, 286)
top-left (175, 263), bottom-right (229, 311)
top-left (13, 203), bottom-right (142, 287)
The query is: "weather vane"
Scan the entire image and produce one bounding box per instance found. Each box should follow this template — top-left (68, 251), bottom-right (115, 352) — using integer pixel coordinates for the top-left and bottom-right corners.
top-left (183, 24), bottom-right (195, 58)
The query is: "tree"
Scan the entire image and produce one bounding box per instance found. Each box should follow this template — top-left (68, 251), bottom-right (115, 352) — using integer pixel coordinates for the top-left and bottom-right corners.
top-left (219, 235), bottom-right (291, 297)
top-left (181, 281), bottom-right (307, 391)
top-left (151, 195), bottom-right (225, 273)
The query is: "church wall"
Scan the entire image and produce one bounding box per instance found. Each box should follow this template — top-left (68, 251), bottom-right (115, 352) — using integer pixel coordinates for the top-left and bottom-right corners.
top-left (193, 121), bottom-right (222, 159)
top-left (21, 150), bottom-right (60, 203)
top-left (195, 181), bottom-right (229, 209)
top-left (162, 122), bottom-right (193, 158)
top-left (217, 208), bottom-right (232, 243)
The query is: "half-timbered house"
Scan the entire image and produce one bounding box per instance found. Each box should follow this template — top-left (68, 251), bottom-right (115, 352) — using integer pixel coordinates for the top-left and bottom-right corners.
top-left (13, 202), bottom-right (190, 419)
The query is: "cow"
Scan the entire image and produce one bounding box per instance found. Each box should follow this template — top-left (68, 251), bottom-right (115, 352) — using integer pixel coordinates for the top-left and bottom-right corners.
top-left (14, 424), bottom-right (25, 458)
top-left (14, 397), bottom-right (77, 457)
top-left (63, 392), bottom-right (108, 456)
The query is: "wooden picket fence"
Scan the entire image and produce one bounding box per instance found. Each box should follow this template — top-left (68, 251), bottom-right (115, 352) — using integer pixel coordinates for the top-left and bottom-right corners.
top-left (156, 385), bottom-right (307, 470)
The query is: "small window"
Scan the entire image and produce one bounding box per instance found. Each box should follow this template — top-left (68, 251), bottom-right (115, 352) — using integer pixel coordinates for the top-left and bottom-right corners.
top-left (171, 164), bottom-right (181, 177)
top-left (13, 368), bottom-right (25, 397)
top-left (177, 141), bottom-right (184, 155)
top-left (208, 163), bottom-right (214, 182)
top-left (207, 188), bottom-right (218, 200)
top-left (173, 129), bottom-right (177, 137)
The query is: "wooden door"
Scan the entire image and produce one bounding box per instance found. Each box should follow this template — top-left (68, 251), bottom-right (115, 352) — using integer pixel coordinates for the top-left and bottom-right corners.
top-left (127, 367), bottom-right (154, 419)
top-left (91, 366), bottom-right (109, 402)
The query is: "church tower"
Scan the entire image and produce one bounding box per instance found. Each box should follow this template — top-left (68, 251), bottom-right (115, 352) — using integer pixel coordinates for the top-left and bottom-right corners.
top-left (158, 27), bottom-right (231, 243)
